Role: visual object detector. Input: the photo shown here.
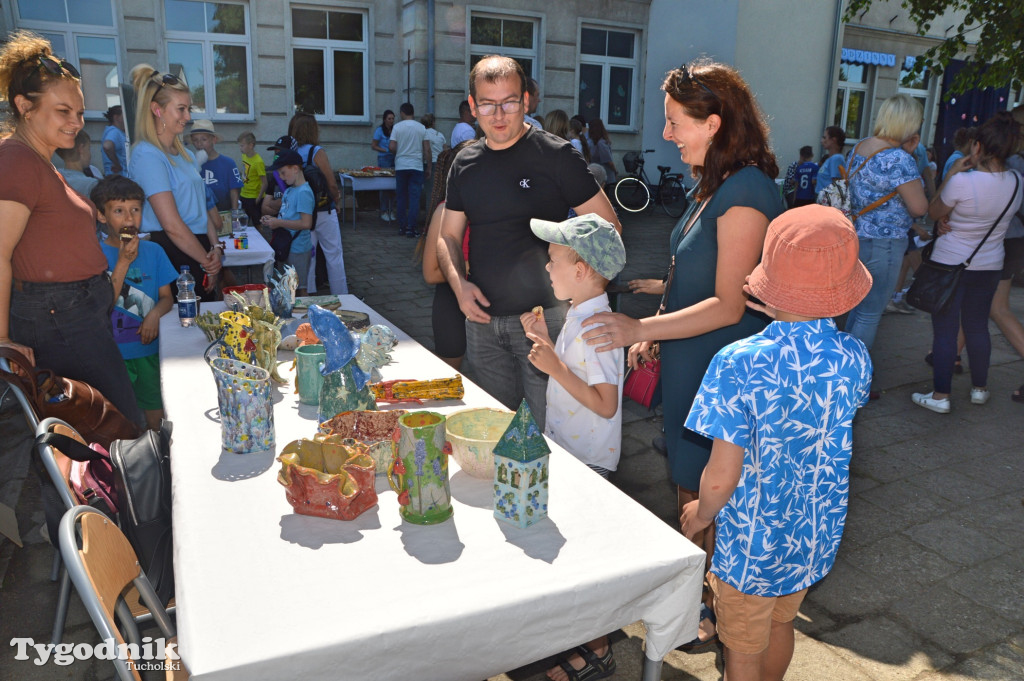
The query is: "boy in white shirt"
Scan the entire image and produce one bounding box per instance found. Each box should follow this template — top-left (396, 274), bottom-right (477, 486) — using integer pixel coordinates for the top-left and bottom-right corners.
top-left (520, 213), bottom-right (626, 478)
top-left (520, 213), bottom-right (625, 681)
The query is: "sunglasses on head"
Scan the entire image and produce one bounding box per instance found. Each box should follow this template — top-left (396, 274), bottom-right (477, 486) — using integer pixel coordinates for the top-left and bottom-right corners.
top-left (36, 55), bottom-right (81, 80)
top-left (678, 64), bottom-right (716, 99)
top-left (152, 72), bottom-right (182, 94)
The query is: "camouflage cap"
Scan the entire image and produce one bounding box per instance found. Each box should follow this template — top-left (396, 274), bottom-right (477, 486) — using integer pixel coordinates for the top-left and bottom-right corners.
top-left (530, 213), bottom-right (625, 280)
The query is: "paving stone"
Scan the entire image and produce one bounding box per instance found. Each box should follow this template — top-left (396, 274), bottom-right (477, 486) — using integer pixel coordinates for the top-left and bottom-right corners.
top-left (805, 560), bottom-right (890, 618)
top-left (903, 516), bottom-right (1010, 567)
top-left (841, 534), bottom-right (959, 592)
top-left (890, 585), bottom-right (1018, 655)
top-left (946, 551), bottom-right (1024, 625)
top-left (818, 616), bottom-right (954, 679)
top-left (841, 495), bottom-right (907, 550)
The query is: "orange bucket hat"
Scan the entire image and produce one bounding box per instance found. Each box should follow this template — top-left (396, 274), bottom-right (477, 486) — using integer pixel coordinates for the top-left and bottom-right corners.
top-left (747, 205), bottom-right (872, 318)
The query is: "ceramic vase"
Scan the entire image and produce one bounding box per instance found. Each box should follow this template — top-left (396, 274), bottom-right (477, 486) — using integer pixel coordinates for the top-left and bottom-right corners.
top-left (277, 436), bottom-right (377, 521)
top-left (218, 311), bottom-right (255, 363)
top-left (387, 411), bottom-right (453, 525)
top-left (319, 409), bottom-right (407, 475)
top-left (208, 357), bottom-right (275, 454)
top-left (318, 363), bottom-right (378, 422)
top-left (295, 344), bottom-right (326, 405)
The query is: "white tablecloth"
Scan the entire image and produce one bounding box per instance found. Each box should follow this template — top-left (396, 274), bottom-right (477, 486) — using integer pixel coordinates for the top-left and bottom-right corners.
top-left (159, 295), bottom-right (703, 681)
top-left (337, 173), bottom-right (397, 227)
top-left (221, 227), bottom-right (274, 268)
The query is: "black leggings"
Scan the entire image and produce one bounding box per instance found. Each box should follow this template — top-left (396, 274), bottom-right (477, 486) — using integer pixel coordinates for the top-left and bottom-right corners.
top-left (431, 282), bottom-right (466, 359)
top-left (148, 231), bottom-right (215, 300)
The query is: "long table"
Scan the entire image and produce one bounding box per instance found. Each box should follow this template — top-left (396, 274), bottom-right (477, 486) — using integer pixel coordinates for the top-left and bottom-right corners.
top-left (221, 227), bottom-right (274, 284)
top-left (160, 296), bottom-right (703, 681)
top-left (337, 172), bottom-right (396, 227)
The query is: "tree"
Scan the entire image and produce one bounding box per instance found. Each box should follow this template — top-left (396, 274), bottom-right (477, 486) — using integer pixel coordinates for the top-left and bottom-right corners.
top-left (843, 0), bottom-right (1024, 95)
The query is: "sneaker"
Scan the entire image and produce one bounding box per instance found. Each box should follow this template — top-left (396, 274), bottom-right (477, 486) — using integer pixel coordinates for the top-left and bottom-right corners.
top-left (893, 300), bottom-right (916, 313)
top-left (970, 388), bottom-right (990, 405)
top-left (380, 212), bottom-right (391, 222)
top-left (885, 301), bottom-right (913, 315)
top-left (912, 391), bottom-right (951, 414)
top-left (389, 210), bottom-right (397, 221)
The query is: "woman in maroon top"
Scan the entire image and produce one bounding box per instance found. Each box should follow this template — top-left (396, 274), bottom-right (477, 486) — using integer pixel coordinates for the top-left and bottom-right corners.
top-left (0, 31), bottom-right (143, 426)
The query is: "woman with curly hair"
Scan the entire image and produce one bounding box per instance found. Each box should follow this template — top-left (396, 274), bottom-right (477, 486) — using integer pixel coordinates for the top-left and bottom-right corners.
top-left (0, 31), bottom-right (142, 425)
top-left (580, 59), bottom-right (785, 652)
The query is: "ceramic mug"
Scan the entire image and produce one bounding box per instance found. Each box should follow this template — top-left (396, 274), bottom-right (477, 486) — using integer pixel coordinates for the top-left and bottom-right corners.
top-left (387, 411), bottom-right (453, 525)
top-left (295, 344), bottom-right (326, 405)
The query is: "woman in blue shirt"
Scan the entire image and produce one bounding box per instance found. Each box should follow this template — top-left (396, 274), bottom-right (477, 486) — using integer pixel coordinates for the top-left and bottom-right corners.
top-left (844, 95), bottom-right (928, 354)
top-left (816, 125), bottom-right (846, 194)
top-left (127, 64), bottom-right (222, 299)
top-left (101, 105), bottom-right (127, 175)
top-left (371, 109), bottom-right (396, 221)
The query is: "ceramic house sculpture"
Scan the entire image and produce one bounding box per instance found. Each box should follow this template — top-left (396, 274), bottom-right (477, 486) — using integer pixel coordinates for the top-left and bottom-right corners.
top-left (493, 400), bottom-right (550, 528)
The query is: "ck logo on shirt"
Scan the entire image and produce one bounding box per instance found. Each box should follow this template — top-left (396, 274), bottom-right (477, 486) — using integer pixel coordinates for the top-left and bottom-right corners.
top-left (519, 178), bottom-right (531, 189)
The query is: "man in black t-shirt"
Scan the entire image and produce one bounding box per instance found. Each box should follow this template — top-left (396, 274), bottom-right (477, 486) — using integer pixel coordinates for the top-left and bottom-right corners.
top-left (438, 55), bottom-right (620, 428)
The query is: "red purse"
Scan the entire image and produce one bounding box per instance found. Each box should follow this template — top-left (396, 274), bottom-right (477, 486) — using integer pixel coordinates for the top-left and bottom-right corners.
top-left (623, 353), bottom-right (660, 409)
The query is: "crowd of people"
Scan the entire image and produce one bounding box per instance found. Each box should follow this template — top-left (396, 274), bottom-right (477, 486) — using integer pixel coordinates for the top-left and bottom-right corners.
top-left (3, 26), bottom-right (1024, 681)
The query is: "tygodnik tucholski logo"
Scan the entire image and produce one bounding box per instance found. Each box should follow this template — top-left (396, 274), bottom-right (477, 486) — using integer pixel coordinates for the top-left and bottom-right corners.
top-left (10, 636), bottom-right (181, 670)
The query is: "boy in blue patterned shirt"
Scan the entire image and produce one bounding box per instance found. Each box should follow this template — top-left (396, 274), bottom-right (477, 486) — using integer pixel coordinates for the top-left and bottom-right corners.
top-left (681, 205), bottom-right (873, 681)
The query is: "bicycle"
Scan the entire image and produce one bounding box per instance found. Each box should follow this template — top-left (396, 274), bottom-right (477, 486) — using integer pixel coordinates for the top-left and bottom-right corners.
top-left (613, 149), bottom-right (688, 218)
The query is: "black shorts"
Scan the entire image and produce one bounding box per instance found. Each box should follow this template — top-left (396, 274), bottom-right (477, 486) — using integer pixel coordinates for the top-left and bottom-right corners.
top-left (1002, 237), bottom-right (1024, 280)
top-left (432, 282), bottom-right (466, 359)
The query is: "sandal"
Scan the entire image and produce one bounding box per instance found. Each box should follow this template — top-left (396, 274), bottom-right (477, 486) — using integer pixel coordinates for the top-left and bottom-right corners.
top-left (677, 604), bottom-right (719, 652)
top-left (1012, 384), bottom-right (1024, 403)
top-left (552, 644), bottom-right (616, 681)
top-left (924, 352), bottom-right (963, 374)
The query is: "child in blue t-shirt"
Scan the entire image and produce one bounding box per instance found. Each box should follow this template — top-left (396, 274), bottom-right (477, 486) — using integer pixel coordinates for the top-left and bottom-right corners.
top-left (260, 149), bottom-right (314, 295)
top-left (681, 206), bottom-right (873, 680)
top-left (190, 119), bottom-right (243, 211)
top-left (92, 176), bottom-right (179, 431)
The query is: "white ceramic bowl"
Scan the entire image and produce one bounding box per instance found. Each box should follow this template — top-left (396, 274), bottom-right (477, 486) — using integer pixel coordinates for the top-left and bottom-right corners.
top-left (445, 407), bottom-right (515, 479)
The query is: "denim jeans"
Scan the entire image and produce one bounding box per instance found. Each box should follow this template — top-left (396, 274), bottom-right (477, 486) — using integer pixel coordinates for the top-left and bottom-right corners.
top-left (845, 236), bottom-right (907, 350)
top-left (9, 274), bottom-right (145, 427)
top-left (395, 169), bottom-right (424, 234)
top-left (931, 269), bottom-right (1001, 394)
top-left (464, 304), bottom-right (567, 431)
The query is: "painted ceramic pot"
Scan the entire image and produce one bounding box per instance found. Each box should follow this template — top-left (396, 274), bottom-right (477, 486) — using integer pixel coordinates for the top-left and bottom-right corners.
top-left (318, 363), bottom-right (378, 423)
top-left (218, 311), bottom-right (256, 363)
top-left (387, 411), bottom-right (453, 525)
top-left (208, 357), bottom-right (274, 454)
top-left (294, 344), bottom-right (326, 405)
top-left (319, 409), bottom-right (407, 474)
top-left (277, 436), bottom-right (377, 521)
top-left (445, 407), bottom-right (515, 479)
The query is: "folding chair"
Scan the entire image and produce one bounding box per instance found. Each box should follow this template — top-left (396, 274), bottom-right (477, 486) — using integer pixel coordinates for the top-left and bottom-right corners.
top-left (0, 356), bottom-right (40, 432)
top-left (59, 505), bottom-right (187, 681)
top-left (35, 418), bottom-right (173, 646)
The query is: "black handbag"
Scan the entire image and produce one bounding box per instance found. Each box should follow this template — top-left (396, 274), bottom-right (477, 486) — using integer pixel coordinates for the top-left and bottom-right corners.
top-left (906, 174), bottom-right (1019, 314)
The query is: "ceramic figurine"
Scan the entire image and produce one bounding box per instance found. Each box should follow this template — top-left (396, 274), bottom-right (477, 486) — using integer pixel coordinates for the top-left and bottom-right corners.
top-left (493, 400), bottom-right (550, 528)
top-left (309, 305), bottom-right (378, 421)
top-left (277, 435), bottom-right (377, 520)
top-left (386, 411), bottom-right (453, 524)
top-left (268, 264), bottom-right (298, 318)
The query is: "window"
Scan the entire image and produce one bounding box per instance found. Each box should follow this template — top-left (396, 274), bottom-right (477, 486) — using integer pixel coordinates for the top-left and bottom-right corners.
top-left (290, 6), bottom-right (368, 121)
top-left (578, 26), bottom-right (639, 130)
top-left (833, 61), bottom-right (870, 139)
top-left (469, 13), bottom-right (538, 78)
top-left (165, 0), bottom-right (251, 118)
top-left (14, 0), bottom-right (120, 117)
top-left (899, 58), bottom-right (932, 143)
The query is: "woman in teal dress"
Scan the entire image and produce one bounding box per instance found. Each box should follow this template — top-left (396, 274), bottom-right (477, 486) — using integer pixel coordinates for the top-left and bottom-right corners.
top-left (583, 59), bottom-right (783, 648)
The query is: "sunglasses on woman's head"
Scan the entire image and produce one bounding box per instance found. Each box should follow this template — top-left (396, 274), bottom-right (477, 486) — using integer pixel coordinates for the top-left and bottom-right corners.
top-left (677, 65), bottom-right (716, 99)
top-left (36, 55), bottom-right (81, 80)
top-left (152, 72), bottom-right (182, 94)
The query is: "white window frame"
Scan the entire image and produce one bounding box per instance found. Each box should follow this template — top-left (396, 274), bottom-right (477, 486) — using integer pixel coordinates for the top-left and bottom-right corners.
top-left (576, 22), bottom-right (642, 133)
top-left (12, 0), bottom-right (120, 120)
top-left (834, 61), bottom-right (873, 140)
top-left (898, 58), bottom-right (937, 145)
top-left (466, 8), bottom-right (541, 79)
top-left (288, 4), bottom-right (371, 124)
top-left (164, 0), bottom-right (253, 121)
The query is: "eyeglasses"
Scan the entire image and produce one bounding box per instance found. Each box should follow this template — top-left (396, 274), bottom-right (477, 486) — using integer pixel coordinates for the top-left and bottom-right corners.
top-left (152, 72), bottom-right (182, 94)
top-left (677, 65), bottom-right (717, 100)
top-left (475, 98), bottom-right (523, 117)
top-left (36, 55), bottom-right (81, 80)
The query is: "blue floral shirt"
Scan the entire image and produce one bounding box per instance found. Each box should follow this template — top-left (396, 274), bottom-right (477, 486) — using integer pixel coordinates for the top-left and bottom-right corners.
top-left (848, 146), bottom-right (920, 239)
top-left (685, 319), bottom-right (873, 596)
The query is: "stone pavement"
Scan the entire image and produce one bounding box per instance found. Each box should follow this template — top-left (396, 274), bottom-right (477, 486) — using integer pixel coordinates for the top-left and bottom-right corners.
top-left (1, 205), bottom-right (1023, 680)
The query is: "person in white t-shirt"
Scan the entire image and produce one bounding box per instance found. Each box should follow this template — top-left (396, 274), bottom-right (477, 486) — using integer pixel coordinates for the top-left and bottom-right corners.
top-left (913, 111), bottom-right (1023, 414)
top-left (389, 102), bottom-right (432, 237)
top-left (421, 112), bottom-right (449, 164)
top-left (450, 100), bottom-right (476, 147)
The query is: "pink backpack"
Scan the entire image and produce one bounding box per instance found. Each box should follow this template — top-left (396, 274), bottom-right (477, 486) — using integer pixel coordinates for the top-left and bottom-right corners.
top-left (38, 432), bottom-right (120, 518)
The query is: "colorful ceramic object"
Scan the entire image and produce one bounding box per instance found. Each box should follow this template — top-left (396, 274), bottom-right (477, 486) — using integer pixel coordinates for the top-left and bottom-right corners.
top-left (277, 436), bottom-right (377, 521)
top-left (223, 284), bottom-right (269, 310)
top-left (318, 364), bottom-right (378, 421)
top-left (446, 407), bottom-right (515, 479)
top-left (387, 411), bottom-right (453, 525)
top-left (493, 400), bottom-right (550, 528)
top-left (208, 357), bottom-right (275, 454)
top-left (218, 311), bottom-right (256, 363)
top-left (370, 376), bottom-right (465, 404)
top-left (319, 409), bottom-right (407, 474)
top-left (268, 265), bottom-right (298, 319)
top-left (294, 344), bottom-right (326, 405)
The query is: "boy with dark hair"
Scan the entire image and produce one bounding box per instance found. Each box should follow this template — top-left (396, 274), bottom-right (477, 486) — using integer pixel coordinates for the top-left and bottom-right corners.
top-left (92, 175), bottom-right (178, 431)
top-left (682, 205), bottom-right (874, 681)
top-left (783, 146), bottom-right (819, 208)
top-left (260, 149), bottom-right (314, 295)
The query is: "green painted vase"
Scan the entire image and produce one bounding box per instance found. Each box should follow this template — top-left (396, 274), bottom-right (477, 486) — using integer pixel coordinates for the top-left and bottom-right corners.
top-left (387, 411), bottom-right (453, 525)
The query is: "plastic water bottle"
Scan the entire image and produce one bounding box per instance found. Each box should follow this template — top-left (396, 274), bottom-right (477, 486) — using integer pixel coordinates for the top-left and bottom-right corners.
top-left (176, 266), bottom-right (197, 327)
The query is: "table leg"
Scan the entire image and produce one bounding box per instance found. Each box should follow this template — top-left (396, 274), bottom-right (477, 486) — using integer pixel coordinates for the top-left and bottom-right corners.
top-left (640, 655), bottom-right (663, 681)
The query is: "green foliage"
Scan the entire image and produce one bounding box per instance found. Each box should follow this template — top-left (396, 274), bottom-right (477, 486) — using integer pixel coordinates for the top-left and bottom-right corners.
top-left (843, 0), bottom-right (1024, 95)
